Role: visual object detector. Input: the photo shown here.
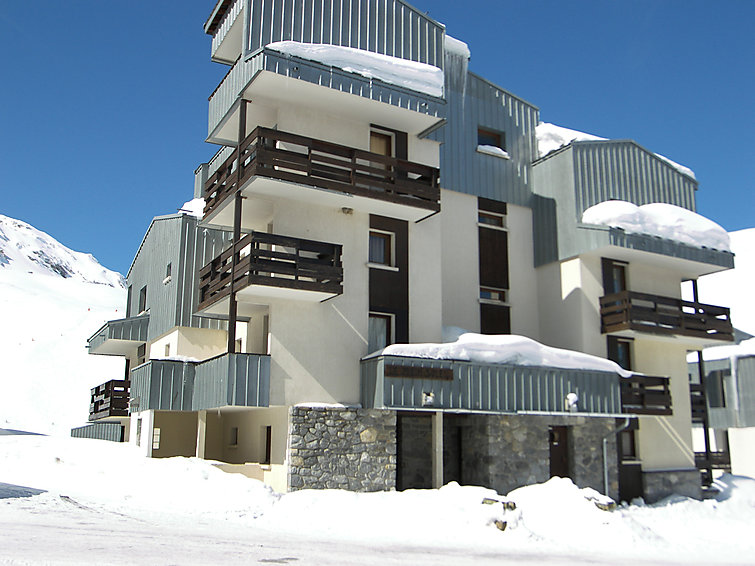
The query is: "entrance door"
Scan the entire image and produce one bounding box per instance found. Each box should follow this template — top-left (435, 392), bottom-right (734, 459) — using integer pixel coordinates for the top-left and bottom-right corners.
top-left (549, 426), bottom-right (570, 478)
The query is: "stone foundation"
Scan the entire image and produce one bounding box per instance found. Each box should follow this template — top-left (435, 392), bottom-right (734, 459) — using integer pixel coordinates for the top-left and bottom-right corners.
top-left (288, 407), bottom-right (396, 492)
top-left (643, 469), bottom-right (702, 503)
top-left (397, 412), bottom-right (619, 499)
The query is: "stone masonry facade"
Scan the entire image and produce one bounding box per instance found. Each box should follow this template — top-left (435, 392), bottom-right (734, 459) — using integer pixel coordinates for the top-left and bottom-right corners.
top-left (288, 407), bottom-right (396, 491)
top-left (463, 414), bottom-right (620, 500)
top-left (643, 469), bottom-right (702, 503)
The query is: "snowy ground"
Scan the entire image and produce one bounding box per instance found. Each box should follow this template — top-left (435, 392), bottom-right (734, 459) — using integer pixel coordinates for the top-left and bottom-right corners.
top-left (1, 435), bottom-right (754, 565)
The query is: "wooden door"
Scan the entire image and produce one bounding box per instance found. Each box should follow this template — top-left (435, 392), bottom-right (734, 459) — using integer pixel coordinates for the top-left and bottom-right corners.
top-left (549, 426), bottom-right (570, 478)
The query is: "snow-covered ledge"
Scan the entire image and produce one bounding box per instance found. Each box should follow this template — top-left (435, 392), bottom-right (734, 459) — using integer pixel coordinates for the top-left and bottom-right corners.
top-left (476, 145), bottom-right (510, 160)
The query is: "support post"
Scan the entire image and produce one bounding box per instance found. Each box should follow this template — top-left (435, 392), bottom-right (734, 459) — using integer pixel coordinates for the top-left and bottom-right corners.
top-left (692, 279), bottom-right (713, 485)
top-left (432, 411), bottom-right (444, 489)
top-left (196, 410), bottom-right (207, 459)
top-left (227, 100), bottom-right (248, 354)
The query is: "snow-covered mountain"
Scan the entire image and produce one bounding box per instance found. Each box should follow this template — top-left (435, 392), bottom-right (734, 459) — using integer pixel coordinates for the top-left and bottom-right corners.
top-left (0, 214), bottom-right (126, 435)
top-left (0, 215), bottom-right (125, 287)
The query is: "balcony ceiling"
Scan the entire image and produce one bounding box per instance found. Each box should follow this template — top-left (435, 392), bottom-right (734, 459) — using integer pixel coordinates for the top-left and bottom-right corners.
top-left (210, 70), bottom-right (444, 146)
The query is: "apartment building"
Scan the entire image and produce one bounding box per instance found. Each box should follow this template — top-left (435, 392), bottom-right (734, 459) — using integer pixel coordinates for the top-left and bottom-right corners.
top-left (79, 0), bottom-right (735, 502)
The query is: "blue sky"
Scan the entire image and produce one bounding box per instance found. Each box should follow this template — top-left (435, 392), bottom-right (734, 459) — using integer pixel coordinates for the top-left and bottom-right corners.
top-left (2, 1), bottom-right (753, 275)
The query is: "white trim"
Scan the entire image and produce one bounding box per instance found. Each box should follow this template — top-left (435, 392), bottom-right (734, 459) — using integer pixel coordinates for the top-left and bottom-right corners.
top-left (367, 262), bottom-right (399, 272)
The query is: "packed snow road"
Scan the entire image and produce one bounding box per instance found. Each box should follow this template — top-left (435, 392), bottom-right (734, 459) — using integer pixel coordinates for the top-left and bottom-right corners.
top-left (1, 435), bottom-right (754, 565)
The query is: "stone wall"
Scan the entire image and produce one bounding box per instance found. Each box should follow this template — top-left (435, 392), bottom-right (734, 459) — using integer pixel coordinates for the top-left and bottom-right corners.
top-left (288, 407), bottom-right (396, 492)
top-left (643, 469), bottom-right (701, 503)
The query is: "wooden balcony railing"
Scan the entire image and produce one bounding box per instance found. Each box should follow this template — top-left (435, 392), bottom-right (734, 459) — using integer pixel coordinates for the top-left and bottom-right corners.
top-left (600, 291), bottom-right (733, 342)
top-left (89, 379), bottom-right (130, 421)
top-left (695, 451), bottom-right (731, 471)
top-left (620, 375), bottom-right (672, 416)
top-left (198, 231), bottom-right (343, 311)
top-left (689, 383), bottom-right (707, 423)
top-left (203, 127), bottom-right (440, 218)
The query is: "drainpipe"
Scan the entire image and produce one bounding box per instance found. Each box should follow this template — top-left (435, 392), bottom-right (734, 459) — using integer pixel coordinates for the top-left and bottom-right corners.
top-left (603, 417), bottom-right (631, 497)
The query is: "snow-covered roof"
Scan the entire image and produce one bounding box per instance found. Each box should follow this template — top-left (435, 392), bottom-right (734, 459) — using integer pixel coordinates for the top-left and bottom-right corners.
top-left (373, 332), bottom-right (632, 377)
top-left (266, 41), bottom-right (444, 98)
top-left (535, 122), bottom-right (696, 180)
top-left (581, 200), bottom-right (731, 252)
top-left (445, 35), bottom-right (470, 59)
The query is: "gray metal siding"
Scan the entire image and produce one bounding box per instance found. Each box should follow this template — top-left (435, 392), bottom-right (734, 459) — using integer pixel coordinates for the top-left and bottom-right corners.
top-left (362, 355), bottom-right (622, 414)
top-left (88, 315), bottom-right (150, 351)
top-left (735, 356), bottom-right (755, 427)
top-left (71, 422), bottom-right (124, 442)
top-left (193, 353), bottom-right (270, 409)
top-left (572, 141), bottom-right (698, 218)
top-left (245, 0), bottom-right (444, 68)
top-left (429, 67), bottom-right (539, 206)
top-left (126, 216), bottom-right (231, 341)
top-left (130, 361), bottom-right (195, 412)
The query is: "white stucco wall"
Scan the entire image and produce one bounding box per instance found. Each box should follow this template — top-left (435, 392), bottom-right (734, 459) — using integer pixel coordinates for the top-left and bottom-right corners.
top-left (507, 204), bottom-right (539, 340)
top-left (439, 189), bottom-right (479, 332)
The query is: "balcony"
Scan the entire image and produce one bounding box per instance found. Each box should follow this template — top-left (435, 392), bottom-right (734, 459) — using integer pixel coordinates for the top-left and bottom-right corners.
top-left (361, 355), bottom-right (624, 415)
top-left (695, 451), bottom-right (731, 471)
top-left (197, 231), bottom-right (343, 315)
top-left (87, 315), bottom-right (149, 356)
top-left (89, 380), bottom-right (130, 421)
top-left (600, 291), bottom-right (733, 343)
top-left (619, 375), bottom-right (673, 416)
top-left (202, 127), bottom-right (440, 226)
top-left (689, 383), bottom-right (707, 423)
top-left (128, 354), bottom-right (270, 413)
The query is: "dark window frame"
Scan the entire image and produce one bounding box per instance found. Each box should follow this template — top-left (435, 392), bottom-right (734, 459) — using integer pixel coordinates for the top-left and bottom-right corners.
top-left (477, 127), bottom-right (505, 150)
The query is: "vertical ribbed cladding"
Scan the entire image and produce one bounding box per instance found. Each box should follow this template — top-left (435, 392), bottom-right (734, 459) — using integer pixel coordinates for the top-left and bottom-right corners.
top-left (427, 45), bottom-right (539, 206)
top-left (737, 357), bottom-right (755, 427)
top-left (211, 0), bottom-right (245, 56)
top-left (571, 141), bottom-right (698, 220)
top-left (246, 0), bottom-right (444, 68)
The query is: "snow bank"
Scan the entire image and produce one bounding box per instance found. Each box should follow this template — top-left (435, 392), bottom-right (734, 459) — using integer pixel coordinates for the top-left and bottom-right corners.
top-left (379, 333), bottom-right (633, 377)
top-left (266, 41), bottom-right (444, 98)
top-left (535, 122), bottom-right (696, 179)
top-left (582, 200), bottom-right (731, 252)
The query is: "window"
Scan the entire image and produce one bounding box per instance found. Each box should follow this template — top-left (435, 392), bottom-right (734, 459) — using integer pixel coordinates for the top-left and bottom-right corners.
top-left (137, 344), bottom-right (146, 365)
top-left (478, 211), bottom-right (506, 229)
top-left (368, 313), bottom-right (393, 353)
top-left (602, 259), bottom-right (628, 295)
top-left (369, 231), bottom-right (392, 265)
top-left (152, 428), bottom-right (161, 450)
top-left (370, 130), bottom-right (393, 157)
top-left (620, 430), bottom-right (638, 460)
top-left (480, 286), bottom-right (507, 303)
top-left (138, 285), bottom-right (147, 314)
top-left (478, 127), bottom-right (505, 150)
top-left (164, 344), bottom-right (170, 357)
top-left (126, 285), bottom-right (133, 317)
top-left (166, 263), bottom-right (172, 278)
top-left (607, 336), bottom-right (633, 371)
top-left (263, 426), bottom-right (272, 465)
top-left (707, 369), bottom-right (729, 408)
top-left (229, 426), bottom-right (239, 446)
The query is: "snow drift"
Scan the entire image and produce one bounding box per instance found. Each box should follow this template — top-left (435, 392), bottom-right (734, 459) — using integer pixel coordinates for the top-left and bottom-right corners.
top-left (582, 200), bottom-right (731, 252)
top-left (377, 332), bottom-right (633, 377)
top-left (266, 41), bottom-right (444, 98)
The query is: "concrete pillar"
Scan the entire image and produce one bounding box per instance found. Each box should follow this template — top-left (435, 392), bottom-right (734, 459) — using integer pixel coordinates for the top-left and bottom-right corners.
top-left (196, 410), bottom-right (207, 459)
top-left (432, 411), bottom-right (444, 488)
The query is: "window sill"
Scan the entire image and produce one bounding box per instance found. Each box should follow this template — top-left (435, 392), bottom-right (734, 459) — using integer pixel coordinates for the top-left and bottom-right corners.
top-left (477, 222), bottom-right (507, 232)
top-left (476, 145), bottom-right (510, 159)
top-left (479, 298), bottom-right (509, 306)
top-left (367, 262), bottom-right (399, 272)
